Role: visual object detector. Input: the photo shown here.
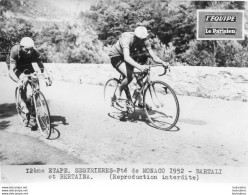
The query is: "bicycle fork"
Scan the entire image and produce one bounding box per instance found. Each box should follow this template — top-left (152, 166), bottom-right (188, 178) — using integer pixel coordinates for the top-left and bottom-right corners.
top-left (147, 83), bottom-right (165, 108)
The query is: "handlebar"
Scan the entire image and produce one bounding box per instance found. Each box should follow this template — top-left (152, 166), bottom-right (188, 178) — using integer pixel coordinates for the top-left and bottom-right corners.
top-left (158, 65), bottom-right (169, 76)
top-left (135, 64), bottom-right (169, 77)
top-left (21, 72), bottom-right (44, 78)
top-left (21, 70), bottom-right (52, 86)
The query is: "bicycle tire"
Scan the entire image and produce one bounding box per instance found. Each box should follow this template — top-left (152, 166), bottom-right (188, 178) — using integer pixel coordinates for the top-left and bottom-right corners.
top-left (104, 78), bottom-right (128, 118)
top-left (34, 91), bottom-right (51, 139)
top-left (143, 80), bottom-right (180, 130)
top-left (15, 87), bottom-right (30, 126)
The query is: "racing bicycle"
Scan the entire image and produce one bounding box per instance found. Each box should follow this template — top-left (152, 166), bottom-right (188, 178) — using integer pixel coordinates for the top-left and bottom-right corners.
top-left (104, 65), bottom-right (180, 130)
top-left (15, 70), bottom-right (52, 139)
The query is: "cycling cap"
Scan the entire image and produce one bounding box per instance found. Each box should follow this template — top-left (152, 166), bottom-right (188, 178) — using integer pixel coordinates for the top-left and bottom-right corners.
top-left (134, 26), bottom-right (149, 39)
top-left (20, 37), bottom-right (35, 47)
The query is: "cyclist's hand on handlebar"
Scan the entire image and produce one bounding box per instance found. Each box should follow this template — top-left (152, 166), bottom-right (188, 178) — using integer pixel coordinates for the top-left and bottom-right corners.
top-left (18, 74), bottom-right (29, 87)
top-left (45, 77), bottom-right (52, 86)
top-left (42, 72), bottom-right (52, 86)
top-left (158, 62), bottom-right (170, 76)
top-left (162, 61), bottom-right (170, 69)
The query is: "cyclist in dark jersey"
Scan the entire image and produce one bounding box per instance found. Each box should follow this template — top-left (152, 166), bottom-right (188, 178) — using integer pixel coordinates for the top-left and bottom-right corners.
top-left (7, 37), bottom-right (51, 114)
top-left (109, 26), bottom-right (169, 109)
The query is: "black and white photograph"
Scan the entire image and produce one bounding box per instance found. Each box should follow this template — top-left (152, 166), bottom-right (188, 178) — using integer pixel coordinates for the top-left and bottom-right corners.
top-left (0, 0), bottom-right (248, 194)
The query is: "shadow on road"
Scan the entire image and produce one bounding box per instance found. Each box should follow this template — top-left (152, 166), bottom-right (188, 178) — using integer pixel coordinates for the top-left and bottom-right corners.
top-left (0, 121), bottom-right (11, 130)
top-left (0, 103), bottom-right (17, 130)
top-left (179, 118), bottom-right (207, 126)
top-left (48, 115), bottom-right (68, 140)
top-left (49, 127), bottom-right (61, 140)
top-left (145, 121), bottom-right (180, 132)
top-left (51, 115), bottom-right (69, 126)
top-left (0, 103), bottom-right (16, 119)
top-left (114, 109), bottom-right (180, 132)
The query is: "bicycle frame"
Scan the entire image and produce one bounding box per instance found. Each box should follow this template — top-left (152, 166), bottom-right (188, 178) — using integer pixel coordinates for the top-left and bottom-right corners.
top-left (117, 67), bottom-right (153, 107)
top-left (23, 75), bottom-right (39, 117)
top-left (22, 72), bottom-right (47, 95)
top-left (20, 73), bottom-right (45, 118)
top-left (132, 69), bottom-right (151, 105)
top-left (104, 64), bottom-right (179, 130)
top-left (15, 71), bottom-right (52, 138)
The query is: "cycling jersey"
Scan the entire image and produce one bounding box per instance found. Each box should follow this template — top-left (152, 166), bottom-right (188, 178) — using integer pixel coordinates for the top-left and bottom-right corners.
top-left (6, 44), bottom-right (42, 72)
top-left (108, 32), bottom-right (151, 58)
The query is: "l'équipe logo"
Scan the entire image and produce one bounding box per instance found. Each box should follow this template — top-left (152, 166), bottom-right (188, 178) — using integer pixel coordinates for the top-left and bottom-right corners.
top-left (197, 10), bottom-right (244, 40)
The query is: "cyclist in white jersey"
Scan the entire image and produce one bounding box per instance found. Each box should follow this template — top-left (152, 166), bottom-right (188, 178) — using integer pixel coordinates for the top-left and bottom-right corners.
top-left (108, 26), bottom-right (169, 108)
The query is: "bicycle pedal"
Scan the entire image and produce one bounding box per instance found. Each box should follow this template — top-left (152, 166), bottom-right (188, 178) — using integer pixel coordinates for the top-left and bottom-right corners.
top-left (23, 117), bottom-right (30, 127)
top-left (126, 101), bottom-right (134, 114)
top-left (119, 112), bottom-right (129, 121)
top-left (127, 109), bottom-right (134, 114)
top-left (126, 106), bottom-right (135, 114)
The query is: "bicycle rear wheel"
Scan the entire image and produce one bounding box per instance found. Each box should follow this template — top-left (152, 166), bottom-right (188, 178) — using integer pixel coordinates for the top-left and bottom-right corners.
top-left (143, 81), bottom-right (180, 130)
top-left (15, 87), bottom-right (30, 126)
top-left (104, 78), bottom-right (127, 119)
top-left (34, 91), bottom-right (51, 139)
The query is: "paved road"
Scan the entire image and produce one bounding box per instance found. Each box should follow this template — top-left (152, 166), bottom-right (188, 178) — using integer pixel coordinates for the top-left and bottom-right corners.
top-left (0, 76), bottom-right (248, 165)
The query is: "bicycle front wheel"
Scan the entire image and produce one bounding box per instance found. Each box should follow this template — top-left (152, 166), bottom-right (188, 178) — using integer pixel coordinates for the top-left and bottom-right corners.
top-left (15, 87), bottom-right (30, 126)
top-left (34, 91), bottom-right (51, 139)
top-left (104, 78), bottom-right (127, 118)
top-left (143, 81), bottom-right (180, 130)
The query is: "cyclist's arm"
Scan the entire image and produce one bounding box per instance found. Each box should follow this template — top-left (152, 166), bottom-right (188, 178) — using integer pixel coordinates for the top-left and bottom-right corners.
top-left (37, 61), bottom-right (45, 73)
top-left (37, 61), bottom-right (50, 78)
top-left (147, 49), bottom-right (168, 66)
top-left (35, 50), bottom-right (49, 76)
top-left (123, 48), bottom-right (143, 70)
top-left (37, 61), bottom-right (52, 85)
top-left (9, 61), bottom-right (19, 83)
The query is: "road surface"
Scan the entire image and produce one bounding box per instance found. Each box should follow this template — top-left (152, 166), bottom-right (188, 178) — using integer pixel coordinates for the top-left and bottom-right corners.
top-left (0, 77), bottom-right (248, 165)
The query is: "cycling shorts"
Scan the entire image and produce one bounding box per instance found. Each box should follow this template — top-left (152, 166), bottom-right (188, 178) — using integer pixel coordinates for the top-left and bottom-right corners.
top-left (15, 67), bottom-right (35, 79)
top-left (110, 56), bottom-right (125, 69)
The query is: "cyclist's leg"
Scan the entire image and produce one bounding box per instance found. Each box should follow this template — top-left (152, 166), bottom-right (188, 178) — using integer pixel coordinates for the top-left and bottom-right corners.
top-left (116, 62), bottom-right (134, 100)
top-left (135, 73), bottom-right (151, 109)
top-left (17, 70), bottom-right (29, 113)
top-left (110, 56), bottom-right (133, 110)
top-left (135, 77), bottom-right (143, 106)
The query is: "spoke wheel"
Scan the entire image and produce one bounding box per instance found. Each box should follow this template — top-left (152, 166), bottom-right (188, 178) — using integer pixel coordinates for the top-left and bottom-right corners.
top-left (104, 78), bottom-right (128, 119)
top-left (34, 91), bottom-right (51, 139)
top-left (143, 81), bottom-right (180, 130)
top-left (15, 87), bottom-right (30, 126)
